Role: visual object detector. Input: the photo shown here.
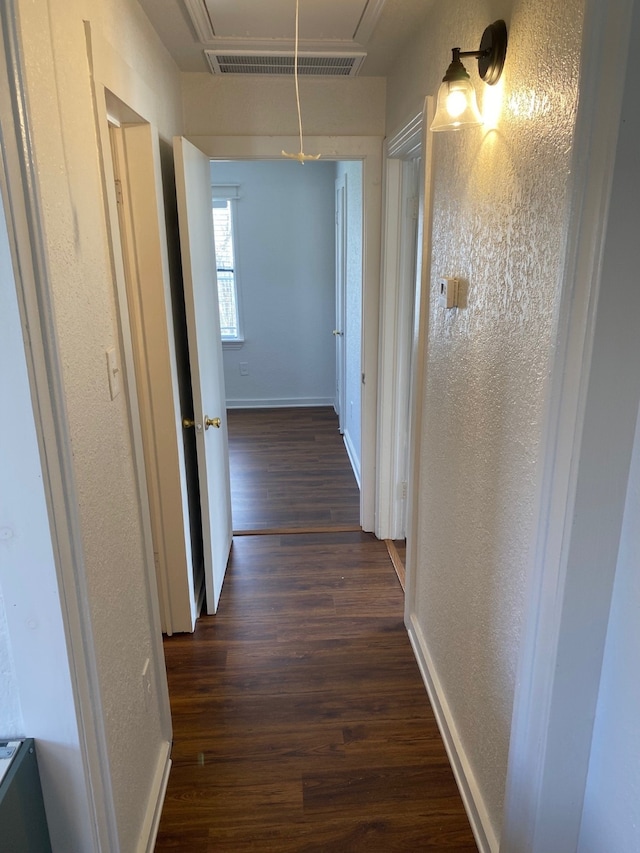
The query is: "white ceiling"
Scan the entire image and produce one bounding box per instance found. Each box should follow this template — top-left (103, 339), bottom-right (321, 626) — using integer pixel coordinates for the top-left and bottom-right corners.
top-left (137, 0), bottom-right (435, 75)
top-left (202, 0), bottom-right (370, 41)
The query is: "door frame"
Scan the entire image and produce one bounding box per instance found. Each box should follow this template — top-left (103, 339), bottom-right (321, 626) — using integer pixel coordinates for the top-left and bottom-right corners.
top-left (334, 172), bottom-right (347, 434)
top-left (188, 135), bottom-right (383, 532)
top-left (108, 121), bottom-right (200, 635)
top-left (377, 110), bottom-right (425, 541)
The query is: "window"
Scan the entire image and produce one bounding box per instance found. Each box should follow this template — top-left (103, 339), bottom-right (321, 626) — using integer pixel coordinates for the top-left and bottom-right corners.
top-left (211, 194), bottom-right (241, 342)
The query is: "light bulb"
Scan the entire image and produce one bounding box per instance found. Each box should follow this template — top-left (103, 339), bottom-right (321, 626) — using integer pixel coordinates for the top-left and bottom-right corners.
top-left (446, 89), bottom-right (468, 118)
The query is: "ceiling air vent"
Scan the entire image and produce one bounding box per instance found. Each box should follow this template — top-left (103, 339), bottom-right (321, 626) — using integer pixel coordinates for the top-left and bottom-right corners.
top-left (205, 50), bottom-right (366, 77)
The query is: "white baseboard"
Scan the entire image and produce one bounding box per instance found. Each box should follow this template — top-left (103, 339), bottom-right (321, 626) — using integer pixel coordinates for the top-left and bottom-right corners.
top-left (343, 428), bottom-right (361, 488)
top-left (137, 740), bottom-right (172, 853)
top-left (406, 613), bottom-right (498, 853)
top-left (226, 397), bottom-right (334, 409)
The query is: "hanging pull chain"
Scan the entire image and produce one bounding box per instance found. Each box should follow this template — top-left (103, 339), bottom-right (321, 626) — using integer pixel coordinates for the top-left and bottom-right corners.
top-left (282, 0), bottom-right (321, 164)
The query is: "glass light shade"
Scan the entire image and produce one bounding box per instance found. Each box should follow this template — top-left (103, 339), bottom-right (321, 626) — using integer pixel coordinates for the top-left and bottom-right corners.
top-left (430, 77), bottom-right (483, 132)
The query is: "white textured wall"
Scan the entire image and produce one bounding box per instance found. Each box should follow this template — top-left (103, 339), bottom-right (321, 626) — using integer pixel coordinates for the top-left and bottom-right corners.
top-left (388, 0), bottom-right (584, 838)
top-left (212, 160), bottom-right (336, 407)
top-left (182, 74), bottom-right (386, 137)
top-left (336, 160), bottom-right (363, 478)
top-left (16, 0), bottom-right (182, 848)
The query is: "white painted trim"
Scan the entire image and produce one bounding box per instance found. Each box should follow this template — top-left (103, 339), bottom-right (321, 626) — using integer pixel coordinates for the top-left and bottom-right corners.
top-left (108, 126), bottom-right (173, 634)
top-left (387, 111), bottom-right (423, 159)
top-left (343, 428), bottom-right (361, 489)
top-left (376, 157), bottom-right (403, 538)
top-left (377, 110), bottom-right (423, 540)
top-left (183, 0), bottom-right (215, 42)
top-left (1, 10), bottom-right (118, 850)
top-left (189, 134), bottom-right (383, 532)
top-left (354, 0), bottom-right (387, 44)
top-left (137, 741), bottom-right (172, 853)
top-left (407, 615), bottom-right (497, 853)
top-left (500, 1), bottom-right (637, 850)
top-left (335, 172), bottom-right (347, 432)
top-left (404, 97), bottom-right (434, 612)
top-left (226, 397), bottom-right (335, 409)
top-left (107, 122), bottom-right (197, 636)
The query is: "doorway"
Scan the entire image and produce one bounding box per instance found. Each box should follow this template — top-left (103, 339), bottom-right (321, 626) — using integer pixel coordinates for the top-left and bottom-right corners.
top-left (377, 108), bottom-right (429, 595)
top-left (191, 135), bottom-right (382, 533)
top-left (106, 111), bottom-right (202, 633)
top-left (209, 157), bottom-right (365, 533)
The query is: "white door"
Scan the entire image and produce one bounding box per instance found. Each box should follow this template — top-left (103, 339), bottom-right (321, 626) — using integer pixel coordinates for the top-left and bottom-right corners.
top-left (174, 137), bottom-right (232, 614)
top-left (335, 175), bottom-right (347, 433)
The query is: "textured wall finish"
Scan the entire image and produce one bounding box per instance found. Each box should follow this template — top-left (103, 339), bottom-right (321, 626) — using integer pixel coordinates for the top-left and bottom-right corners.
top-left (182, 74), bottom-right (386, 137)
top-left (386, 0), bottom-right (584, 838)
top-left (16, 0), bottom-right (182, 848)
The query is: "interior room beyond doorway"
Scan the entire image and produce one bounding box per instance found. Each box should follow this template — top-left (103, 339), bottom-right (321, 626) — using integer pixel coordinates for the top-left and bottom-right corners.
top-left (211, 158), bottom-right (364, 534)
top-left (227, 407), bottom-right (360, 534)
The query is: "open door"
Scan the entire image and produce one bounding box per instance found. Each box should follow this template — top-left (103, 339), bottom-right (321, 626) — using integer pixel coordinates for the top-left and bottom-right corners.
top-left (174, 137), bottom-right (232, 614)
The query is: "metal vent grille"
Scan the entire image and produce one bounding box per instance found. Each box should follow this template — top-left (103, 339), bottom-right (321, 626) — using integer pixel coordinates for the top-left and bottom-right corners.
top-left (205, 51), bottom-right (366, 77)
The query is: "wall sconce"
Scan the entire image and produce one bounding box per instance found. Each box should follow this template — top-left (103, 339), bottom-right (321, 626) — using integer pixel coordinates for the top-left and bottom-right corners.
top-left (430, 20), bottom-right (507, 132)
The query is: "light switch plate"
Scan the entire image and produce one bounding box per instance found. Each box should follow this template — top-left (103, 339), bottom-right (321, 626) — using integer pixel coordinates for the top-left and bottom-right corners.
top-left (438, 277), bottom-right (459, 309)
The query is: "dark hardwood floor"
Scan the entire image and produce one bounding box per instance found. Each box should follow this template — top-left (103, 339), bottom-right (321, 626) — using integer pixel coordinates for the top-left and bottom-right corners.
top-left (227, 407), bottom-right (361, 533)
top-left (155, 531), bottom-right (477, 852)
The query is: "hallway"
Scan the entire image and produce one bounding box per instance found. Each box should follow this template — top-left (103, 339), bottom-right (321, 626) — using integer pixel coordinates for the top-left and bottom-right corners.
top-left (155, 531), bottom-right (477, 851)
top-left (155, 412), bottom-right (476, 850)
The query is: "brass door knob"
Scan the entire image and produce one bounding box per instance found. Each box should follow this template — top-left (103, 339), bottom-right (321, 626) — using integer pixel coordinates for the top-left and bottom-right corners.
top-left (182, 418), bottom-right (195, 428)
top-left (205, 416), bottom-right (221, 430)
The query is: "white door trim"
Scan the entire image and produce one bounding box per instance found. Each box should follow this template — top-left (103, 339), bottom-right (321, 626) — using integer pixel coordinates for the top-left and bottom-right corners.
top-left (335, 173), bottom-right (347, 432)
top-left (500, 0), bottom-right (638, 849)
top-left (108, 122), bottom-right (198, 635)
top-left (188, 135), bottom-right (383, 532)
top-left (377, 111), bottom-right (424, 539)
top-left (404, 97), bottom-right (435, 614)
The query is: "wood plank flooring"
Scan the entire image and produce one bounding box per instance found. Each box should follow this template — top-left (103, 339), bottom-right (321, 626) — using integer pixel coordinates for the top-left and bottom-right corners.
top-left (155, 532), bottom-right (477, 852)
top-left (227, 408), bottom-right (361, 533)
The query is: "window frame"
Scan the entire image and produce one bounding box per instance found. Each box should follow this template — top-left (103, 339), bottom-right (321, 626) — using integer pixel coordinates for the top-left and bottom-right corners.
top-left (211, 184), bottom-right (244, 347)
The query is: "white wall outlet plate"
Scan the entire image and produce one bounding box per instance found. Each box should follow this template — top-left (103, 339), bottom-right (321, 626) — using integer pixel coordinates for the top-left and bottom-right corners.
top-left (438, 277), bottom-right (459, 309)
